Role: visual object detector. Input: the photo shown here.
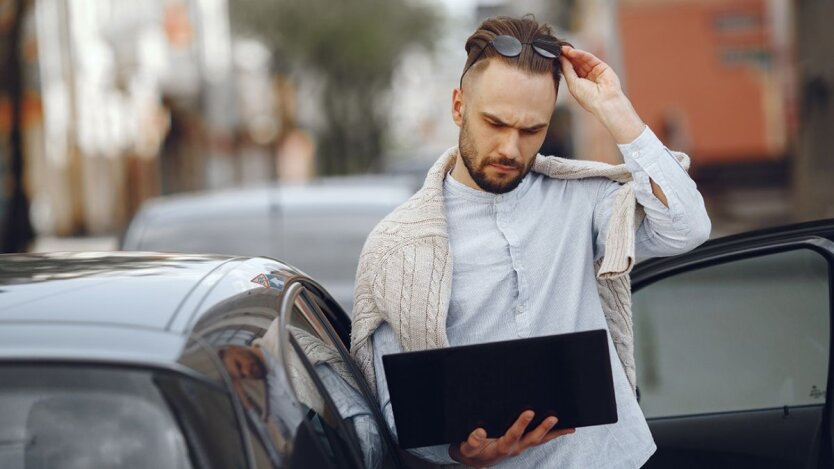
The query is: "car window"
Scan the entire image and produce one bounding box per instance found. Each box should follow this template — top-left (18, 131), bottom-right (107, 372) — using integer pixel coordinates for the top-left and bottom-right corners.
top-left (633, 248), bottom-right (830, 418)
top-left (0, 365), bottom-right (245, 469)
top-left (281, 290), bottom-right (394, 469)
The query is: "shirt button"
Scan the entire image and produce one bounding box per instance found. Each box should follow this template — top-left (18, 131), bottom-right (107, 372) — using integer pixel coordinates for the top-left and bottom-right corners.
top-left (496, 195), bottom-right (503, 202)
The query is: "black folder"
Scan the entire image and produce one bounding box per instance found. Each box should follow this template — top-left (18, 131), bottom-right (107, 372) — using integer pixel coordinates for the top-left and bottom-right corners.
top-left (382, 329), bottom-right (618, 449)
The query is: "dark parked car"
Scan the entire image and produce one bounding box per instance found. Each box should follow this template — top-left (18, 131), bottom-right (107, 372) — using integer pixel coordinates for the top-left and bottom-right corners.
top-left (3, 218), bottom-right (833, 468)
top-left (0, 252), bottom-right (404, 469)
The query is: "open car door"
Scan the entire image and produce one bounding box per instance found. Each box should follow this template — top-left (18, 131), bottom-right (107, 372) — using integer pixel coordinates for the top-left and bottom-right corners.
top-left (632, 219), bottom-right (834, 469)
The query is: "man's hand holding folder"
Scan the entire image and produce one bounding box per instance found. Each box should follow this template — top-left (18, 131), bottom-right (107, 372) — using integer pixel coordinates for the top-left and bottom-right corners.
top-left (448, 410), bottom-right (576, 466)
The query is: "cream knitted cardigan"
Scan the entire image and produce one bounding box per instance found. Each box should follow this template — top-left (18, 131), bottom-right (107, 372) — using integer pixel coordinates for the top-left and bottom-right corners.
top-left (350, 146), bottom-right (690, 396)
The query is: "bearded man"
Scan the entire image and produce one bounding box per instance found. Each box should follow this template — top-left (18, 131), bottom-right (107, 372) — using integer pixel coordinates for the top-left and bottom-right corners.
top-left (351, 15), bottom-right (711, 468)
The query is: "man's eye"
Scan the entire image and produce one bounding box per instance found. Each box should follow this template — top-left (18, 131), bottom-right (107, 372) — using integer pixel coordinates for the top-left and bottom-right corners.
top-left (488, 121), bottom-right (503, 128)
top-left (524, 128), bottom-right (542, 135)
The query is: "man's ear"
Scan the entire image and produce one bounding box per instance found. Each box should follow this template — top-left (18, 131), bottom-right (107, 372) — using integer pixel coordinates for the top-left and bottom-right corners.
top-left (451, 88), bottom-right (464, 128)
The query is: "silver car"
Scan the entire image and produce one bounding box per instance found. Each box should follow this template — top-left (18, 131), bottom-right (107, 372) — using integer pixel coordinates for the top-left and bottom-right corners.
top-left (120, 177), bottom-right (416, 311)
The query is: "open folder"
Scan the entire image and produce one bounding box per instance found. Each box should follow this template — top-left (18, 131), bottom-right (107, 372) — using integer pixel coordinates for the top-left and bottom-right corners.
top-left (382, 329), bottom-right (618, 449)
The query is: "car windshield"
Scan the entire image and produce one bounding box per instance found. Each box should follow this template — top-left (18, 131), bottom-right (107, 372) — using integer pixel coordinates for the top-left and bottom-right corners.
top-left (0, 365), bottom-right (247, 469)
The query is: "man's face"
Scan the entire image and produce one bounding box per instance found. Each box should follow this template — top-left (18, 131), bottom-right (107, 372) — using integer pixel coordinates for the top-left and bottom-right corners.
top-left (222, 346), bottom-right (265, 380)
top-left (452, 59), bottom-right (556, 194)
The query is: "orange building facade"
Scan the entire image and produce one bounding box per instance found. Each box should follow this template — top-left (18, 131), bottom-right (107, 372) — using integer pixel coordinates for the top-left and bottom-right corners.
top-left (618, 0), bottom-right (793, 166)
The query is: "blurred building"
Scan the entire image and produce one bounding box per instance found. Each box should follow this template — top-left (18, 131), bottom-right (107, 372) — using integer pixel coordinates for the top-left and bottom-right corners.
top-left (618, 0), bottom-right (800, 232)
top-left (6, 0), bottom-right (828, 242)
top-left (24, 0), bottom-right (285, 237)
top-left (29, 0), bottom-right (222, 235)
top-left (619, 0), bottom-right (792, 165)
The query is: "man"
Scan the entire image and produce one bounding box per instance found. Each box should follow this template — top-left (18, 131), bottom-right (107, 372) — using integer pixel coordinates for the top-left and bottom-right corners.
top-left (351, 15), bottom-right (711, 468)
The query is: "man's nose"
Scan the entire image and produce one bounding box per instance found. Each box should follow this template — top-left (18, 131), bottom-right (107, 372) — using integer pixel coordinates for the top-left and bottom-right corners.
top-left (496, 131), bottom-right (521, 160)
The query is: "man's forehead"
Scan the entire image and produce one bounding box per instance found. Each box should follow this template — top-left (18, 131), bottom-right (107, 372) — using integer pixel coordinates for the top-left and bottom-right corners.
top-left (467, 61), bottom-right (556, 125)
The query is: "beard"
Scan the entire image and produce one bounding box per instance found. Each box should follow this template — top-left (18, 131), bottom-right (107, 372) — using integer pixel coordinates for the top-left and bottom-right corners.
top-left (458, 117), bottom-right (535, 194)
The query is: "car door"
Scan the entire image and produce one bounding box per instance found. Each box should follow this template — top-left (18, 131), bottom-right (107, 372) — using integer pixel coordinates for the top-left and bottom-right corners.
top-left (631, 221), bottom-right (834, 469)
top-left (279, 278), bottom-right (405, 469)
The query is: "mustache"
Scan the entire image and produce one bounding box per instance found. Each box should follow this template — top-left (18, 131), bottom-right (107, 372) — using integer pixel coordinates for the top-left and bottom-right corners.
top-left (481, 157), bottom-right (524, 170)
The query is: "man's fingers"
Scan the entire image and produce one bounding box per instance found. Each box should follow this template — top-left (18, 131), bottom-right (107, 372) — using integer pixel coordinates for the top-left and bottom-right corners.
top-left (520, 416), bottom-right (558, 446)
top-left (507, 411), bottom-right (535, 441)
top-left (458, 428), bottom-right (488, 458)
top-left (564, 47), bottom-right (603, 71)
top-left (496, 410), bottom-right (535, 453)
top-left (559, 56), bottom-right (579, 86)
top-left (560, 46), bottom-right (608, 79)
top-left (560, 53), bottom-right (595, 88)
top-left (464, 427), bottom-right (488, 448)
top-left (540, 427), bottom-right (577, 445)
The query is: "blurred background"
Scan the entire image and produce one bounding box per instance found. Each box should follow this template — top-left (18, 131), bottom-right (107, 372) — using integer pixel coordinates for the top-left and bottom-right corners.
top-left (0, 0), bottom-right (832, 256)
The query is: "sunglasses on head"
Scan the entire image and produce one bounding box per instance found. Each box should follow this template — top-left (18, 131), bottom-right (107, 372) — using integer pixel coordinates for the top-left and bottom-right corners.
top-left (460, 35), bottom-right (561, 87)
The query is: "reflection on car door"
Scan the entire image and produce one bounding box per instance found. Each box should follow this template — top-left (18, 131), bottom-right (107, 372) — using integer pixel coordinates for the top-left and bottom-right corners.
top-left (632, 231), bottom-right (834, 469)
top-left (280, 280), bottom-right (405, 469)
top-left (185, 302), bottom-right (289, 468)
top-left (188, 288), bottom-right (336, 468)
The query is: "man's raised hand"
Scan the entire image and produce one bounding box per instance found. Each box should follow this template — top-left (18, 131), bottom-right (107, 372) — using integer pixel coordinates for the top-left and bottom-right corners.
top-left (559, 45), bottom-right (644, 144)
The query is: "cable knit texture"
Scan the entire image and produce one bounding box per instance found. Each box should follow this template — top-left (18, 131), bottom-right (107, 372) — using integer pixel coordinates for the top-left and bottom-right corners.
top-left (351, 146), bottom-right (689, 397)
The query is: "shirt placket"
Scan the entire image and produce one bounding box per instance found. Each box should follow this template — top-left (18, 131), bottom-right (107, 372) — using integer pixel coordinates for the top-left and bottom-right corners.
top-left (494, 195), bottom-right (530, 338)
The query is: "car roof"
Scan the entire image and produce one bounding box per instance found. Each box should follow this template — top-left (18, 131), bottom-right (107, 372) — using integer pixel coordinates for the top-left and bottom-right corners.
top-left (0, 252), bottom-right (235, 330)
top-left (128, 176), bottom-right (415, 223)
top-left (0, 252), bottom-right (302, 364)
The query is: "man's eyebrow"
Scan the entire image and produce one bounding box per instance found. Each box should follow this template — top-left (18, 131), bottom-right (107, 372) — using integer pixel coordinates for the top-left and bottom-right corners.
top-left (480, 112), bottom-right (508, 126)
top-left (523, 123), bottom-right (548, 132)
top-left (481, 112), bottom-right (547, 131)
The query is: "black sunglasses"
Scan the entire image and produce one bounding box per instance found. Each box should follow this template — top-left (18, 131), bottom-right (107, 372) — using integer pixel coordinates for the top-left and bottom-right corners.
top-left (460, 35), bottom-right (561, 87)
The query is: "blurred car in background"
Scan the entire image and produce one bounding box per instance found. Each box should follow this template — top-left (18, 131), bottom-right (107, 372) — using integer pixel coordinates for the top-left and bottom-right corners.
top-left (120, 176), bottom-right (417, 312)
top-left (0, 252), bottom-right (406, 469)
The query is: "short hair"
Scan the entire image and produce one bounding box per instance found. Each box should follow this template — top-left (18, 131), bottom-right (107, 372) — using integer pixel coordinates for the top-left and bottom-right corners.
top-left (461, 15), bottom-right (570, 90)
